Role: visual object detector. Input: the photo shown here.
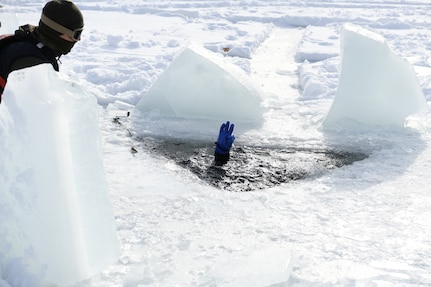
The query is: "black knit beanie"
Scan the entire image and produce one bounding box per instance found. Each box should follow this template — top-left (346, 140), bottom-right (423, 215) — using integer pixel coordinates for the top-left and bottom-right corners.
top-left (37, 0), bottom-right (84, 55)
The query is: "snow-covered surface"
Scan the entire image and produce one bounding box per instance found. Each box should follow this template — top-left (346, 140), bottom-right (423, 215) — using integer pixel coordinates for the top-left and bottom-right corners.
top-left (1, 0), bottom-right (431, 286)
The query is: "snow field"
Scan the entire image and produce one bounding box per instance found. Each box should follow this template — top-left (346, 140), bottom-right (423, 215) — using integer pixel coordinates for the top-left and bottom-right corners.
top-left (1, 0), bottom-right (431, 286)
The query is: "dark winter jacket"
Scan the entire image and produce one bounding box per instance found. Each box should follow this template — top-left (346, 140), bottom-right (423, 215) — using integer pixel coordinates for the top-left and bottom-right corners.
top-left (0, 25), bottom-right (59, 102)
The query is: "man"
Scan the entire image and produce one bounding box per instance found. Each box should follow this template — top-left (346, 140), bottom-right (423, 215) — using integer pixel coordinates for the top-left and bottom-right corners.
top-left (0, 0), bottom-right (84, 102)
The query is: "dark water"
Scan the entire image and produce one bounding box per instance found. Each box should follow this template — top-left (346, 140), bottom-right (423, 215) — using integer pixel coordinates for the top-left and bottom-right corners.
top-left (138, 137), bottom-right (368, 192)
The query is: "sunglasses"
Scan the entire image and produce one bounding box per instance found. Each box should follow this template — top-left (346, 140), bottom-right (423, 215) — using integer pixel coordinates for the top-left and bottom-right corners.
top-left (71, 28), bottom-right (83, 41)
top-left (41, 14), bottom-right (83, 41)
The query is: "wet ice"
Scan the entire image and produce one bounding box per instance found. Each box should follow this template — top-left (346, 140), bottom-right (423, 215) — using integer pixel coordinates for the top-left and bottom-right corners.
top-left (129, 134), bottom-right (367, 192)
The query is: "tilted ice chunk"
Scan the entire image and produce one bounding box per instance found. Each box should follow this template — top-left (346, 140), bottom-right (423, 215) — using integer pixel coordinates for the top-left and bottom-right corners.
top-left (323, 23), bottom-right (427, 130)
top-left (133, 43), bottom-right (263, 139)
top-left (0, 65), bottom-right (119, 286)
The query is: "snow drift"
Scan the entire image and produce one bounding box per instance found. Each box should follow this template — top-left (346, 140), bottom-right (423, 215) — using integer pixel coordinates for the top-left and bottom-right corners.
top-left (0, 65), bottom-right (119, 286)
top-left (322, 23), bottom-right (428, 130)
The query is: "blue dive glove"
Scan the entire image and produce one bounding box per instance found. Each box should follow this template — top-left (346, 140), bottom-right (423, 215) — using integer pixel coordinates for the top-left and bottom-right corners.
top-left (215, 121), bottom-right (235, 155)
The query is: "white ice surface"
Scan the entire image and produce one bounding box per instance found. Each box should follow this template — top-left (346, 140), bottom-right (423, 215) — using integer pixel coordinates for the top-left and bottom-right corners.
top-left (323, 23), bottom-right (428, 130)
top-left (0, 65), bottom-right (119, 286)
top-left (133, 42), bottom-right (264, 139)
top-left (1, 1), bottom-right (431, 286)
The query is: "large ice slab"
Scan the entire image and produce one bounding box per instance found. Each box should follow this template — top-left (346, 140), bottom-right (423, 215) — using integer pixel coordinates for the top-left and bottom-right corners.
top-left (0, 13), bottom-right (18, 34)
top-left (133, 43), bottom-right (263, 139)
top-left (322, 23), bottom-right (427, 130)
top-left (0, 65), bottom-right (119, 286)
